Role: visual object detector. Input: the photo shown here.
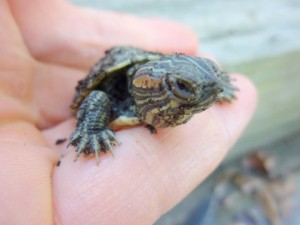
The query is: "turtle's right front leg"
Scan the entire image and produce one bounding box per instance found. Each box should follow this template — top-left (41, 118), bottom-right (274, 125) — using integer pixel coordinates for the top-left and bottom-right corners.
top-left (68, 90), bottom-right (118, 164)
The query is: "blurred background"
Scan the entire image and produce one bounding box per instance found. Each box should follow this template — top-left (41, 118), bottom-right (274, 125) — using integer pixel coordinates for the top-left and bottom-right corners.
top-left (69, 0), bottom-right (300, 224)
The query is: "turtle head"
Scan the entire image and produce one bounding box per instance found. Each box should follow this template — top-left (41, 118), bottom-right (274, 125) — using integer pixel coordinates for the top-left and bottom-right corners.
top-left (163, 56), bottom-right (223, 106)
top-left (132, 55), bottom-right (224, 127)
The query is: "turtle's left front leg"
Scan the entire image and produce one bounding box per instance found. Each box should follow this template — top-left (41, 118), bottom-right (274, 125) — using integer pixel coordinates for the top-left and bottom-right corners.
top-left (217, 72), bottom-right (238, 103)
top-left (68, 90), bottom-right (118, 164)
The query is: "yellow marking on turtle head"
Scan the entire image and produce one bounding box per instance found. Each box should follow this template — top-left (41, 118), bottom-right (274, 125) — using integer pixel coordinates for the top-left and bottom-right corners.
top-left (133, 74), bottom-right (161, 89)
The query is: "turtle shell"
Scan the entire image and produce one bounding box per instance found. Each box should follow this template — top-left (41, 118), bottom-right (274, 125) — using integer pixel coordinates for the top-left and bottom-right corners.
top-left (71, 46), bottom-right (162, 111)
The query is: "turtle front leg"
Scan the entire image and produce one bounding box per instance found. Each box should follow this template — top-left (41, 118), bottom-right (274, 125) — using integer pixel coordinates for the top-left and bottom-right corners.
top-left (217, 72), bottom-right (238, 103)
top-left (68, 90), bottom-right (118, 164)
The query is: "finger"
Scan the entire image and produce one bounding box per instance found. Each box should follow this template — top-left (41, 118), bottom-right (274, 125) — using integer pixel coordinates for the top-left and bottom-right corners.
top-left (33, 63), bottom-right (84, 128)
top-left (0, 1), bottom-right (83, 128)
top-left (0, 0), bottom-right (30, 62)
top-left (9, 0), bottom-right (198, 69)
top-left (0, 58), bottom-right (83, 129)
top-left (0, 122), bottom-right (58, 224)
top-left (48, 75), bottom-right (257, 225)
top-left (0, 1), bottom-right (40, 125)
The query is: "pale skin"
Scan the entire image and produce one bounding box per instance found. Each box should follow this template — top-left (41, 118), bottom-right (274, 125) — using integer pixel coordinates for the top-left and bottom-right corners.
top-left (0, 0), bottom-right (257, 224)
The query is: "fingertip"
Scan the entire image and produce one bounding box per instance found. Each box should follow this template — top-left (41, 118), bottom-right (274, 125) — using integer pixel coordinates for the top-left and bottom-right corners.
top-left (212, 73), bottom-right (258, 147)
top-left (232, 73), bottom-right (258, 108)
top-left (227, 73), bottom-right (258, 120)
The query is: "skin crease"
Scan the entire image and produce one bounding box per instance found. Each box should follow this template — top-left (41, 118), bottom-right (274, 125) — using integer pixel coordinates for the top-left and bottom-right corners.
top-left (0, 0), bottom-right (257, 225)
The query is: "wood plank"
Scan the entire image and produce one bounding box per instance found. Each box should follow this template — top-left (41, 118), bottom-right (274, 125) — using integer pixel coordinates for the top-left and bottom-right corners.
top-left (227, 50), bottom-right (300, 160)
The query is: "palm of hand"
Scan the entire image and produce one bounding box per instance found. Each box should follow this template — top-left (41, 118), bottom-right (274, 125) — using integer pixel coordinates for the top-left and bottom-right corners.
top-left (0, 1), bottom-right (256, 224)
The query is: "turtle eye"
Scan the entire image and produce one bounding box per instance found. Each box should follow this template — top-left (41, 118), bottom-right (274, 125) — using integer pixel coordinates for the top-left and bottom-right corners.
top-left (173, 78), bottom-right (196, 100)
top-left (176, 79), bottom-right (194, 94)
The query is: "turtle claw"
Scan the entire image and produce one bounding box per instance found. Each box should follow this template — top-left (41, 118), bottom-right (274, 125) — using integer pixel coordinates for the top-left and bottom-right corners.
top-left (217, 73), bottom-right (238, 103)
top-left (67, 128), bottom-right (118, 164)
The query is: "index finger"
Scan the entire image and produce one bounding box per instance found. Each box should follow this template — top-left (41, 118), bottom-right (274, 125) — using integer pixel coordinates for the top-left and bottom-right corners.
top-left (9, 0), bottom-right (199, 69)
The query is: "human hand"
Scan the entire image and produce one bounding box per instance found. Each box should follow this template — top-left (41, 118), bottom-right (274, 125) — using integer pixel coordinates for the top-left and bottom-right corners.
top-left (0, 0), bottom-right (257, 224)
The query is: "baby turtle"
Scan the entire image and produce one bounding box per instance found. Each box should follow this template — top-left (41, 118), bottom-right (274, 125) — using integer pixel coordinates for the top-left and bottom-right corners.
top-left (68, 46), bottom-right (237, 164)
